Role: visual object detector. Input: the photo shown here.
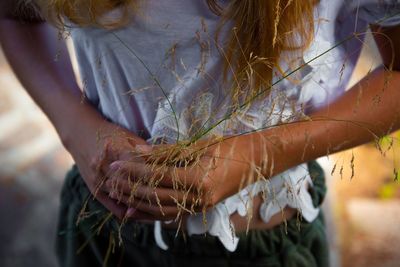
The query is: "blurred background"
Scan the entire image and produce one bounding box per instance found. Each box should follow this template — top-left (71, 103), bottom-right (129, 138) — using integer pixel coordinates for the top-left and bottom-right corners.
top-left (0, 32), bottom-right (399, 267)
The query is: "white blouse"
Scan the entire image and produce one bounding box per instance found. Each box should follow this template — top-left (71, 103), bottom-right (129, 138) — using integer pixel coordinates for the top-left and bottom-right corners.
top-left (69, 0), bottom-right (400, 252)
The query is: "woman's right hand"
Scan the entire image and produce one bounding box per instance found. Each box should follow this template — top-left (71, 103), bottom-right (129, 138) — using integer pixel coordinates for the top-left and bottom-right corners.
top-left (64, 118), bottom-right (150, 220)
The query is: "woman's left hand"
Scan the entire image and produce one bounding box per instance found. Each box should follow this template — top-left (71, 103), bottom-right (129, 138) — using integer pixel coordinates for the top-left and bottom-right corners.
top-left (102, 134), bottom-right (267, 221)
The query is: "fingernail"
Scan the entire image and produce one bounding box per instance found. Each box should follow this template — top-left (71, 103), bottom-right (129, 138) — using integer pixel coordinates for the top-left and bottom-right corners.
top-left (136, 144), bottom-right (152, 154)
top-left (110, 161), bottom-right (122, 171)
top-left (109, 191), bottom-right (117, 199)
top-left (126, 207), bottom-right (136, 216)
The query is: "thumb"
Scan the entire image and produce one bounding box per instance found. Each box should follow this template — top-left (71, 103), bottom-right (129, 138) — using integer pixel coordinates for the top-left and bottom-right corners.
top-left (135, 144), bottom-right (153, 154)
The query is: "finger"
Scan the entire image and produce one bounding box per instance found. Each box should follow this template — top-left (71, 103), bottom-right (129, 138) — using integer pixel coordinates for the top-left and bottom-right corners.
top-left (115, 148), bottom-right (148, 164)
top-left (124, 208), bottom-right (161, 221)
top-left (111, 160), bottom-right (208, 189)
top-left (98, 141), bottom-right (147, 179)
top-left (106, 181), bottom-right (200, 206)
top-left (96, 192), bottom-right (127, 220)
top-left (119, 196), bottom-right (190, 220)
top-left (111, 194), bottom-right (201, 220)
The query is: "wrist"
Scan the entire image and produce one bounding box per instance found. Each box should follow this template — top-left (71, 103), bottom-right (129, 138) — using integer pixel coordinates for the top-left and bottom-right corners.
top-left (255, 127), bottom-right (292, 177)
top-left (261, 118), bottom-right (345, 176)
top-left (56, 97), bottom-right (109, 151)
top-left (255, 121), bottom-right (316, 177)
top-left (231, 130), bottom-right (289, 178)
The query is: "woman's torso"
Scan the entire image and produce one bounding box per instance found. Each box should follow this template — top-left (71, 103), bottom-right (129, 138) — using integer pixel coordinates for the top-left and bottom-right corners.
top-left (68, 0), bottom-right (400, 251)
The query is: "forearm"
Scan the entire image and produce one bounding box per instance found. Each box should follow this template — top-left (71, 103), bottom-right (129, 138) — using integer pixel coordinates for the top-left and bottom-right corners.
top-left (260, 67), bottom-right (400, 176)
top-left (0, 18), bottom-right (107, 146)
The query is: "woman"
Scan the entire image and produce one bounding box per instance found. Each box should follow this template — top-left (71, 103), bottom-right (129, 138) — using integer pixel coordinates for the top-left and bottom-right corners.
top-left (1, 0), bottom-right (400, 266)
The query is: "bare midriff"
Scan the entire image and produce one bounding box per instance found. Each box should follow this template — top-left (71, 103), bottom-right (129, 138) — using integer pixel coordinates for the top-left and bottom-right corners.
top-left (161, 195), bottom-right (298, 233)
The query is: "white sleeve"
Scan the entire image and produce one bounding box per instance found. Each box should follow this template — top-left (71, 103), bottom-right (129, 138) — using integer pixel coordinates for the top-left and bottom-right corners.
top-left (355, 0), bottom-right (400, 26)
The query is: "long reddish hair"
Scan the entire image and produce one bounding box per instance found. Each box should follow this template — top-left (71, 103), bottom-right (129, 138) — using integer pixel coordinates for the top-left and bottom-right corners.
top-left (36, 0), bottom-right (317, 98)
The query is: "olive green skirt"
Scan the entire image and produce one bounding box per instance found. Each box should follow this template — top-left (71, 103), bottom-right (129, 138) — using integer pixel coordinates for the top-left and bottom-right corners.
top-left (56, 161), bottom-right (329, 267)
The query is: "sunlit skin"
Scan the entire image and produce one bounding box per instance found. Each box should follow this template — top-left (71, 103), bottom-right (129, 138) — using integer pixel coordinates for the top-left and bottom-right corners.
top-left (1, 1), bottom-right (400, 229)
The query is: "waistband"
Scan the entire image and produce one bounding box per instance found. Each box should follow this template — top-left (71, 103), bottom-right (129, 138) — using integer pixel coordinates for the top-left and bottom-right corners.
top-left (59, 160), bottom-right (327, 255)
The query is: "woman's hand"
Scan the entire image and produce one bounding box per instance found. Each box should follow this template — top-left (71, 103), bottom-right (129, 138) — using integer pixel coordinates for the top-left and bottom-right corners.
top-left (102, 134), bottom-right (270, 221)
top-left (65, 118), bottom-right (150, 220)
